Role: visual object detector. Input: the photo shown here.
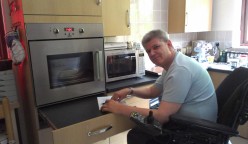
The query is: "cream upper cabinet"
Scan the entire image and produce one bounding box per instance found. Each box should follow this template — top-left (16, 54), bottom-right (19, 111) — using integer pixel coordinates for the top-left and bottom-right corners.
top-left (22, 0), bottom-right (102, 16)
top-left (102, 0), bottom-right (130, 36)
top-left (211, 0), bottom-right (241, 31)
top-left (11, 0), bottom-right (102, 23)
top-left (168, 0), bottom-right (212, 33)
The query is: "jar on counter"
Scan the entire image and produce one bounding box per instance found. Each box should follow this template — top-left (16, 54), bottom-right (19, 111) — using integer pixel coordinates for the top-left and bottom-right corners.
top-left (219, 50), bottom-right (227, 63)
top-left (239, 54), bottom-right (248, 67)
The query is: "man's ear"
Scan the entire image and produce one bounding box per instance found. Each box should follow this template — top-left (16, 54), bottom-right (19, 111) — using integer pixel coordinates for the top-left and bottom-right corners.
top-left (166, 40), bottom-right (173, 47)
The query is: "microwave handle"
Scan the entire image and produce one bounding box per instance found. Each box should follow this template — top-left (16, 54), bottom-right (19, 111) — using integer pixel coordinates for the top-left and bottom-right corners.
top-left (95, 51), bottom-right (102, 80)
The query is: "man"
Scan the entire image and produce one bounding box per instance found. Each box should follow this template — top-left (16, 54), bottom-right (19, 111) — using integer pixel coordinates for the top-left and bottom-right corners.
top-left (101, 30), bottom-right (217, 144)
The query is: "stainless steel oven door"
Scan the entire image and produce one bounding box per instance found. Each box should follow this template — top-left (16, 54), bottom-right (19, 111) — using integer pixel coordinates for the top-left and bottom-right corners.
top-left (29, 38), bottom-right (105, 106)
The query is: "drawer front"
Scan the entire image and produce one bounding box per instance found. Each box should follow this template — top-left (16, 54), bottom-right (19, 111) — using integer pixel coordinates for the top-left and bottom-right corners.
top-left (0, 79), bottom-right (16, 86)
top-left (0, 70), bottom-right (17, 101)
top-left (0, 70), bottom-right (14, 81)
top-left (0, 91), bottom-right (17, 101)
top-left (52, 114), bottom-right (135, 144)
top-left (0, 83), bottom-right (16, 92)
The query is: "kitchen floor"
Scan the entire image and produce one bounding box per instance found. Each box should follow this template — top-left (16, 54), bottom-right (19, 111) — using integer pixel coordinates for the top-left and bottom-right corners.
top-left (230, 137), bottom-right (248, 144)
top-left (94, 131), bottom-right (248, 144)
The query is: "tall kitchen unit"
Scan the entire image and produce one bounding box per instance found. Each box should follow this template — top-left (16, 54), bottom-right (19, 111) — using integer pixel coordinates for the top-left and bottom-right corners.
top-left (8, 0), bottom-right (132, 143)
top-left (8, 0), bottom-right (102, 144)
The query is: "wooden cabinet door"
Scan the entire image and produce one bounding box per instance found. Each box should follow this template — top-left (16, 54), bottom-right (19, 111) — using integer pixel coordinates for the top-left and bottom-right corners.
top-left (52, 114), bottom-right (135, 144)
top-left (22, 0), bottom-right (102, 16)
top-left (168, 0), bottom-right (212, 33)
top-left (185, 0), bottom-right (212, 32)
top-left (208, 71), bottom-right (229, 89)
top-left (211, 0), bottom-right (238, 31)
top-left (102, 0), bottom-right (130, 36)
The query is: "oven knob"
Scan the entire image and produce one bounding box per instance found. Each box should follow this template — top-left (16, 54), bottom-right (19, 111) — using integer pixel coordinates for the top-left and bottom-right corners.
top-left (53, 28), bottom-right (59, 34)
top-left (79, 28), bottom-right (84, 33)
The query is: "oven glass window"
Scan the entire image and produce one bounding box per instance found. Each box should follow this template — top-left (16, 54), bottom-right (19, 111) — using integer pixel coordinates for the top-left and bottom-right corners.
top-left (107, 53), bottom-right (136, 78)
top-left (47, 52), bottom-right (94, 89)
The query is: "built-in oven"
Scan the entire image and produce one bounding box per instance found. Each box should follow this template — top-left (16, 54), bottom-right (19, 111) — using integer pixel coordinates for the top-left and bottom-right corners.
top-left (25, 23), bottom-right (105, 106)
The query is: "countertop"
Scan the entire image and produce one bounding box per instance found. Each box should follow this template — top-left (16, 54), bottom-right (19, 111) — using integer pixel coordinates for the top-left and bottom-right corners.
top-left (106, 62), bottom-right (243, 93)
top-left (204, 63), bottom-right (234, 74)
top-left (202, 62), bottom-right (247, 74)
top-left (106, 74), bottom-right (158, 93)
top-left (39, 63), bottom-right (239, 129)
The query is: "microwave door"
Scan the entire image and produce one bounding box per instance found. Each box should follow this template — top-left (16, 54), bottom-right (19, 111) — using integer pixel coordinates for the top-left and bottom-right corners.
top-left (105, 50), bottom-right (138, 82)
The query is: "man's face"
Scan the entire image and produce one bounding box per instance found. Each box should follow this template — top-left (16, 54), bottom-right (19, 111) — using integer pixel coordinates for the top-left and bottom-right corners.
top-left (144, 38), bottom-right (174, 68)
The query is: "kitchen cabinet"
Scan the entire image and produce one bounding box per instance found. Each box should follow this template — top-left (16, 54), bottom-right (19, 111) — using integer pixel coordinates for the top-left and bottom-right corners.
top-left (10, 0), bottom-right (102, 23)
top-left (168, 0), bottom-right (212, 33)
top-left (49, 84), bottom-right (149, 144)
top-left (22, 0), bottom-right (101, 16)
top-left (0, 97), bottom-right (20, 144)
top-left (211, 0), bottom-right (241, 31)
top-left (208, 70), bottom-right (248, 139)
top-left (52, 114), bottom-right (135, 144)
top-left (106, 84), bottom-right (151, 144)
top-left (38, 96), bottom-right (149, 144)
top-left (208, 70), bottom-right (229, 89)
top-left (102, 0), bottom-right (130, 36)
top-left (38, 114), bottom-right (134, 144)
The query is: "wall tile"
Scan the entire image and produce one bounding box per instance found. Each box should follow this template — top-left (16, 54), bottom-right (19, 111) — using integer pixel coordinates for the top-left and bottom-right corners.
top-left (153, 11), bottom-right (161, 22)
top-left (161, 10), bottom-right (168, 22)
top-left (107, 0), bottom-right (233, 52)
top-left (153, 0), bottom-right (161, 10)
top-left (161, 0), bottom-right (169, 10)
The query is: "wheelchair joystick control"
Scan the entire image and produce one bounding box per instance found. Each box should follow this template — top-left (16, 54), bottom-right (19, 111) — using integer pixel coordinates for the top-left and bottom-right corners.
top-left (130, 111), bottom-right (162, 135)
top-left (145, 111), bottom-right (154, 124)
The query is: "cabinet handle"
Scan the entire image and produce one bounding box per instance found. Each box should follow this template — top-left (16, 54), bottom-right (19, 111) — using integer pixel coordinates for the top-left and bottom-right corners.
top-left (126, 10), bottom-right (130, 28)
top-left (185, 12), bottom-right (188, 27)
top-left (88, 125), bottom-right (112, 136)
top-left (96, 0), bottom-right (101, 5)
top-left (95, 51), bottom-right (102, 80)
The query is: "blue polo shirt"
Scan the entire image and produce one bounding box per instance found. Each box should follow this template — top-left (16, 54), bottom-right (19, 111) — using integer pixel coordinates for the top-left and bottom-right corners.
top-left (154, 52), bottom-right (217, 122)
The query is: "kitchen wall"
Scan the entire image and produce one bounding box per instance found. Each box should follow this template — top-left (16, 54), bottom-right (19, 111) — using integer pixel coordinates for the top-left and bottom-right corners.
top-left (197, 31), bottom-right (233, 50)
top-left (105, 0), bottom-right (233, 69)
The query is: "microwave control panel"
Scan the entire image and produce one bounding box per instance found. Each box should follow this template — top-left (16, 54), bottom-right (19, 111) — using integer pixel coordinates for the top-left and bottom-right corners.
top-left (138, 49), bottom-right (145, 76)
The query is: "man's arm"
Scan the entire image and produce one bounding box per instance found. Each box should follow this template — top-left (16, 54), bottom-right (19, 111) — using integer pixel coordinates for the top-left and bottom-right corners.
top-left (131, 84), bottom-right (161, 99)
top-left (111, 84), bottom-right (160, 101)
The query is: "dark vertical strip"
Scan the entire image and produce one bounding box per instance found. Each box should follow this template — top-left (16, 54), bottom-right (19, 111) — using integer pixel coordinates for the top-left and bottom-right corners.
top-left (0, 2), bottom-right (8, 60)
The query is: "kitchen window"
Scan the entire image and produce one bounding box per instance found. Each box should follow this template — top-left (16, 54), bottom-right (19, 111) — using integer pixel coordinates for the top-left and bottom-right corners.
top-left (241, 0), bottom-right (248, 46)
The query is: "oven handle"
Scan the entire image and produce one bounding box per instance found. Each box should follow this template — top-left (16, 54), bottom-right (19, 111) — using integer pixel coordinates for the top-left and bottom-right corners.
top-left (95, 51), bottom-right (101, 80)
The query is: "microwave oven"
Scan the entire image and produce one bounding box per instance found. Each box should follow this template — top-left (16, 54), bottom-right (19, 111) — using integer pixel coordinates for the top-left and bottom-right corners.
top-left (105, 49), bottom-right (145, 82)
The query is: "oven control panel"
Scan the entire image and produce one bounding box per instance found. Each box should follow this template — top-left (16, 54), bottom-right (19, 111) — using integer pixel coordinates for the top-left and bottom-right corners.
top-left (52, 27), bottom-right (85, 37)
top-left (25, 23), bottom-right (103, 40)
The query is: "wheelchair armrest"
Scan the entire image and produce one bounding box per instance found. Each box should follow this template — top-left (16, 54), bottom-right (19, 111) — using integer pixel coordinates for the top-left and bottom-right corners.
top-left (166, 114), bottom-right (239, 136)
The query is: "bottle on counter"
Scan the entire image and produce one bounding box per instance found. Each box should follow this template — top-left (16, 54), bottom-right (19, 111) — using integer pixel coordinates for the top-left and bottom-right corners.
top-left (213, 42), bottom-right (220, 62)
top-left (219, 50), bottom-right (227, 63)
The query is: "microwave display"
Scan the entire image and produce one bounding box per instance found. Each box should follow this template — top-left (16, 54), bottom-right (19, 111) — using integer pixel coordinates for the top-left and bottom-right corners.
top-left (47, 52), bottom-right (94, 89)
top-left (106, 53), bottom-right (136, 78)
